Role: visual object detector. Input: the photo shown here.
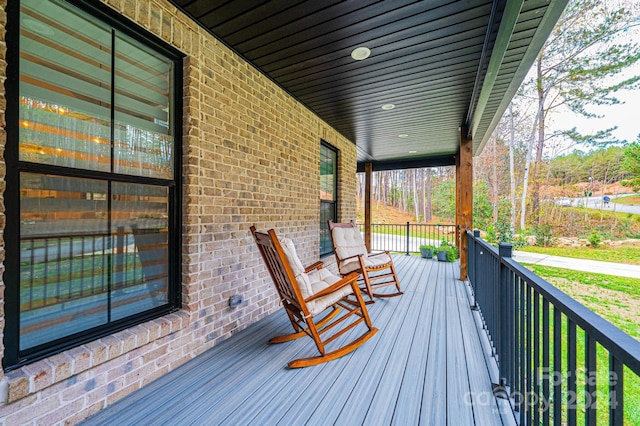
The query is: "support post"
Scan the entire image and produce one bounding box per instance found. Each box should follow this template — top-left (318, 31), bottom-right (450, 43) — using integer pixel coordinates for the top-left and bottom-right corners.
top-left (364, 162), bottom-right (372, 252)
top-left (458, 127), bottom-right (473, 280)
top-left (455, 152), bottom-right (461, 254)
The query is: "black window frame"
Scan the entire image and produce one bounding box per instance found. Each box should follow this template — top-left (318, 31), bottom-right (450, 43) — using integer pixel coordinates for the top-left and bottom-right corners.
top-left (4, 0), bottom-right (184, 370)
top-left (320, 141), bottom-right (338, 256)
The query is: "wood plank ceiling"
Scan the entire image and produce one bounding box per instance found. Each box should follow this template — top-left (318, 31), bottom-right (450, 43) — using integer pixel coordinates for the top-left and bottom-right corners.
top-left (168, 0), bottom-right (568, 171)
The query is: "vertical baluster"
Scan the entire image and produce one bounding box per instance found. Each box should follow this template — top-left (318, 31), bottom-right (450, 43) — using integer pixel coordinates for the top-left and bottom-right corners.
top-left (554, 308), bottom-right (562, 425)
top-left (568, 319), bottom-right (577, 426)
top-left (104, 234), bottom-right (110, 295)
top-left (534, 290), bottom-right (540, 426)
top-left (504, 266), bottom-right (513, 391)
top-left (542, 298), bottom-right (550, 426)
top-left (609, 355), bottom-right (623, 426)
top-left (391, 224), bottom-right (395, 252)
top-left (394, 224), bottom-right (397, 252)
top-left (585, 333), bottom-right (596, 426)
top-left (513, 273), bottom-right (520, 409)
top-left (387, 224), bottom-right (391, 252)
top-left (405, 221), bottom-right (409, 255)
top-left (44, 238), bottom-right (50, 307)
top-left (516, 277), bottom-right (525, 416)
top-left (81, 237), bottom-right (87, 296)
top-left (495, 250), bottom-right (501, 350)
top-left (471, 231), bottom-right (479, 309)
top-left (57, 237), bottom-right (62, 302)
top-left (488, 250), bottom-right (493, 351)
top-left (480, 238), bottom-right (485, 313)
top-left (525, 283), bottom-right (532, 425)
top-left (511, 270), bottom-right (518, 398)
top-left (488, 250), bottom-right (492, 335)
top-left (518, 278), bottom-right (528, 424)
top-left (116, 227), bottom-right (125, 290)
top-left (91, 236), bottom-right (98, 293)
top-left (29, 239), bottom-right (36, 309)
top-left (67, 236), bottom-right (73, 299)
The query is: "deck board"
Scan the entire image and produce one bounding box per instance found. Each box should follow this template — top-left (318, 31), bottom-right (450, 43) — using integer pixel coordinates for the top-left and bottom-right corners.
top-left (455, 268), bottom-right (501, 425)
top-left (390, 258), bottom-right (438, 425)
top-left (420, 261), bottom-right (448, 425)
top-left (82, 255), bottom-right (510, 426)
top-left (447, 261), bottom-right (475, 425)
top-left (362, 257), bottom-right (434, 425)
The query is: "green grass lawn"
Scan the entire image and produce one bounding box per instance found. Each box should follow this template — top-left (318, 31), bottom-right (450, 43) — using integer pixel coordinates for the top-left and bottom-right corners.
top-left (612, 195), bottom-right (640, 205)
top-left (528, 265), bottom-right (640, 338)
top-left (525, 264), bottom-right (640, 425)
top-left (519, 244), bottom-right (640, 265)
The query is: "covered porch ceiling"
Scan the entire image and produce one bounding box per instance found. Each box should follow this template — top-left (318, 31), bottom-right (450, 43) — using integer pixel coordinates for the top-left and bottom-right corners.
top-left (169, 0), bottom-right (568, 171)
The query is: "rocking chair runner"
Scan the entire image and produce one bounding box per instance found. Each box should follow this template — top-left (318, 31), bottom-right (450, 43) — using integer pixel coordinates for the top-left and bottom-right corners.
top-left (250, 226), bottom-right (377, 368)
top-left (328, 221), bottom-right (402, 302)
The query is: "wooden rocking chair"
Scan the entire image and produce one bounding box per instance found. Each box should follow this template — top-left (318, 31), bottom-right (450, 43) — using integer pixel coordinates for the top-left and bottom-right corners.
top-left (250, 226), bottom-right (378, 368)
top-left (328, 220), bottom-right (402, 302)
top-left (131, 225), bottom-right (168, 305)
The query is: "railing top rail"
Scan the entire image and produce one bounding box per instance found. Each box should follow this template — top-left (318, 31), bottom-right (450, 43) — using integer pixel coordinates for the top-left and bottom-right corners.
top-left (357, 222), bottom-right (456, 226)
top-left (21, 228), bottom-right (167, 241)
top-left (466, 230), bottom-right (640, 376)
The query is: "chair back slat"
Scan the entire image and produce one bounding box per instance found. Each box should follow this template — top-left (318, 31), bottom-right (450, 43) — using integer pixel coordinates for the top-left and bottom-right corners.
top-left (131, 225), bottom-right (169, 293)
top-left (251, 227), bottom-right (304, 311)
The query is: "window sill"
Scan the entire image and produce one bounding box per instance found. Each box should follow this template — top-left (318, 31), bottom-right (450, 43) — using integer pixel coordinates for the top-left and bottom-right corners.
top-left (0, 310), bottom-right (191, 405)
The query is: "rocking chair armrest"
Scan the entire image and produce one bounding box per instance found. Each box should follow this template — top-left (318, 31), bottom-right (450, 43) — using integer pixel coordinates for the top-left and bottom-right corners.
top-left (304, 261), bottom-right (324, 273)
top-left (367, 250), bottom-right (390, 258)
top-left (338, 254), bottom-right (362, 263)
top-left (305, 272), bottom-right (360, 302)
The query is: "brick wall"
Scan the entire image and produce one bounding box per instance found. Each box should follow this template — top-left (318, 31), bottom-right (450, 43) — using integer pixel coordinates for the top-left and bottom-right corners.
top-left (0, 0), bottom-right (357, 423)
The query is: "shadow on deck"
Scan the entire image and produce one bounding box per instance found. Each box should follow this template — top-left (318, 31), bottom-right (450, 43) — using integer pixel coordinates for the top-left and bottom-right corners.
top-left (83, 255), bottom-right (516, 425)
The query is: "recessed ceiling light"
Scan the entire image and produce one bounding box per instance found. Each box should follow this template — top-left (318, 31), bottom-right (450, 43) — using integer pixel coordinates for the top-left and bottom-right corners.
top-left (408, 150), bottom-right (417, 154)
top-left (351, 46), bottom-right (371, 60)
top-left (398, 134), bottom-right (409, 138)
top-left (381, 104), bottom-right (395, 110)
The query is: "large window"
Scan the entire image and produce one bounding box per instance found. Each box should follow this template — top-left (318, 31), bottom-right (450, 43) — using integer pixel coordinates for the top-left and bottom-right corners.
top-left (320, 142), bottom-right (338, 256)
top-left (4, 0), bottom-right (183, 368)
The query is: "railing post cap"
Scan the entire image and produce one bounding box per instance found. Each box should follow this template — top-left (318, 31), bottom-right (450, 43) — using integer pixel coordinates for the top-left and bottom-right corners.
top-left (473, 229), bottom-right (480, 237)
top-left (498, 243), bottom-right (513, 257)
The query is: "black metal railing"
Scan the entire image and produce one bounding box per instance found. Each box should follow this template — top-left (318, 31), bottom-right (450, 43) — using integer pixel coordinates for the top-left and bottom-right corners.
top-left (19, 228), bottom-right (157, 311)
top-left (356, 222), bottom-right (456, 254)
top-left (467, 229), bottom-right (640, 425)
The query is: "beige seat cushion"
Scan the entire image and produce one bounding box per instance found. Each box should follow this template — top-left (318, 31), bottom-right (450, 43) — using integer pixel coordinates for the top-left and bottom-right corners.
top-left (340, 251), bottom-right (393, 274)
top-left (330, 226), bottom-right (367, 261)
top-left (280, 237), bottom-right (352, 316)
top-left (306, 268), bottom-right (353, 316)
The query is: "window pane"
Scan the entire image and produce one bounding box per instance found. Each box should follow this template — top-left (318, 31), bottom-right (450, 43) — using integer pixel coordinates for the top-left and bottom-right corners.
top-left (19, 0), bottom-right (112, 172)
top-left (12, 0), bottom-right (178, 364)
top-left (320, 145), bottom-right (336, 201)
top-left (320, 201), bottom-right (335, 256)
top-left (111, 183), bottom-right (169, 319)
top-left (113, 33), bottom-right (174, 179)
top-left (20, 173), bottom-right (109, 350)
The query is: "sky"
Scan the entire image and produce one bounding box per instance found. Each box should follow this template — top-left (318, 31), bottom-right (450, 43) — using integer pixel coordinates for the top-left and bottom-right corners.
top-left (554, 86), bottom-right (639, 142)
top-left (545, 60), bottom-right (640, 156)
top-left (545, 19), bottom-right (640, 155)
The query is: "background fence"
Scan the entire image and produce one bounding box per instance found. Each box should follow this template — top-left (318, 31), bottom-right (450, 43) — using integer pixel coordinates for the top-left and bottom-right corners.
top-left (356, 222), bottom-right (456, 254)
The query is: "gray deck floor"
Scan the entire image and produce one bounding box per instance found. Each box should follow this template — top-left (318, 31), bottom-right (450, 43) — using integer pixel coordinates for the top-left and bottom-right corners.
top-left (83, 255), bottom-right (516, 426)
